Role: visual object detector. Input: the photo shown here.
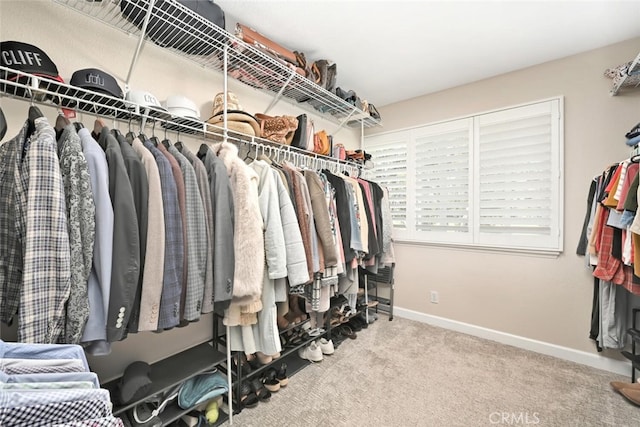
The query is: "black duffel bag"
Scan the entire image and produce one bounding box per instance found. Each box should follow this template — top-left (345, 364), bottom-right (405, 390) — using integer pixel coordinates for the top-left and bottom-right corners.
top-left (121, 0), bottom-right (226, 56)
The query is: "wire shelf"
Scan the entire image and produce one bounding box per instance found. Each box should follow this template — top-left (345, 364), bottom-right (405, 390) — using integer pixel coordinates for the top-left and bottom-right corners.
top-left (610, 51), bottom-right (640, 96)
top-left (0, 66), bottom-right (363, 175)
top-left (52, 0), bottom-right (381, 128)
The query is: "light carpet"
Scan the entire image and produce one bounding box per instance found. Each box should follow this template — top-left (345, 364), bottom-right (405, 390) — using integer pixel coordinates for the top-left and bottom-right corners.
top-left (220, 316), bottom-right (639, 427)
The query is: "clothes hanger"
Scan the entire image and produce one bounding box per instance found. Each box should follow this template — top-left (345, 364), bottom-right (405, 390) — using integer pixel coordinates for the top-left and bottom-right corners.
top-left (92, 117), bottom-right (106, 140)
top-left (27, 90), bottom-right (44, 137)
top-left (110, 111), bottom-right (124, 140)
top-left (161, 122), bottom-right (171, 148)
top-left (174, 129), bottom-right (183, 151)
top-left (55, 108), bottom-right (71, 141)
top-left (0, 106), bottom-right (7, 141)
top-left (73, 110), bottom-right (85, 133)
top-left (149, 120), bottom-right (159, 146)
top-left (630, 144), bottom-right (640, 163)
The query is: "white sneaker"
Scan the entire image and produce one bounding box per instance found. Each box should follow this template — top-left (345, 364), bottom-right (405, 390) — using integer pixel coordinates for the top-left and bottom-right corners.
top-left (298, 341), bottom-right (323, 362)
top-left (317, 338), bottom-right (334, 355)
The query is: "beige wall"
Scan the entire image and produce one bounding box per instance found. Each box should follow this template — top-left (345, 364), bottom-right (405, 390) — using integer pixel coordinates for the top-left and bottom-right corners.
top-left (366, 37), bottom-right (640, 358)
top-left (0, 1), bottom-right (361, 382)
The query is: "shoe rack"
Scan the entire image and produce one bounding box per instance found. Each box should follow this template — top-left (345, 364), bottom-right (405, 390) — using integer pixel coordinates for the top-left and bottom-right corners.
top-left (621, 307), bottom-right (640, 382)
top-left (222, 318), bottom-right (326, 414)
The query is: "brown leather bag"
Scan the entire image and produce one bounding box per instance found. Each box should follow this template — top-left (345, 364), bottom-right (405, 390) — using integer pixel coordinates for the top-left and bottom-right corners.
top-left (313, 130), bottom-right (331, 156)
top-left (236, 23), bottom-right (297, 65)
top-left (255, 113), bottom-right (298, 145)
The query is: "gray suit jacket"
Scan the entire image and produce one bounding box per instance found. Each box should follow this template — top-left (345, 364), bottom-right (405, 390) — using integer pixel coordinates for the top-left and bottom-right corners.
top-left (197, 144), bottom-right (234, 314)
top-left (114, 131), bottom-right (149, 333)
top-left (96, 127), bottom-right (140, 343)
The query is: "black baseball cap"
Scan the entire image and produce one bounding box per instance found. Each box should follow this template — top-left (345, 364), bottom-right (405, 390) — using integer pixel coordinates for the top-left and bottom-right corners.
top-left (70, 68), bottom-right (123, 98)
top-left (626, 122), bottom-right (640, 140)
top-left (0, 40), bottom-right (63, 83)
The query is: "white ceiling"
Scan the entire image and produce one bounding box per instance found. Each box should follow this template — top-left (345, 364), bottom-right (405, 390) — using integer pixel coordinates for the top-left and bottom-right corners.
top-left (216, 0), bottom-right (640, 107)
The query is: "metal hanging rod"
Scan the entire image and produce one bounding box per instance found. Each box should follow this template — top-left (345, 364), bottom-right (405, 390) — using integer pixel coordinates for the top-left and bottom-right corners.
top-left (0, 66), bottom-right (362, 173)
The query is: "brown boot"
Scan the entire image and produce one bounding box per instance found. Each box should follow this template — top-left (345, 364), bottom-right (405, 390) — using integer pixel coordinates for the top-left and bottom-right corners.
top-left (610, 381), bottom-right (640, 392)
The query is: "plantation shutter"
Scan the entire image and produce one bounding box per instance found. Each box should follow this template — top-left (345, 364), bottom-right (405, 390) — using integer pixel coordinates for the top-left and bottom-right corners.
top-left (475, 100), bottom-right (561, 249)
top-left (366, 132), bottom-right (409, 231)
top-left (413, 119), bottom-right (472, 241)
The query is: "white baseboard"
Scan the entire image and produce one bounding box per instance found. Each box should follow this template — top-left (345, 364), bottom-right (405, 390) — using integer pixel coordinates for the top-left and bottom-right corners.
top-left (394, 307), bottom-right (631, 376)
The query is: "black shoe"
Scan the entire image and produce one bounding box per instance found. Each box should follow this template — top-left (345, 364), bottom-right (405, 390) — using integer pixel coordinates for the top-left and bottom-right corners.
top-left (262, 369), bottom-right (280, 392)
top-left (231, 353), bottom-right (253, 377)
top-left (347, 317), bottom-right (363, 332)
top-left (250, 377), bottom-right (272, 402)
top-left (276, 362), bottom-right (289, 387)
top-left (352, 313), bottom-right (369, 329)
top-left (237, 382), bottom-right (259, 409)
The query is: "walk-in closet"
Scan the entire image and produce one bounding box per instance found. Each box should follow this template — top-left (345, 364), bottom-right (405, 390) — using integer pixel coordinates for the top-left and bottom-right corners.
top-left (2, 1), bottom-right (640, 426)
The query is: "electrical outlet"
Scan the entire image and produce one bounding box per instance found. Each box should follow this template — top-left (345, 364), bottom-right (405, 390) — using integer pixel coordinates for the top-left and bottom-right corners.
top-left (430, 291), bottom-right (439, 304)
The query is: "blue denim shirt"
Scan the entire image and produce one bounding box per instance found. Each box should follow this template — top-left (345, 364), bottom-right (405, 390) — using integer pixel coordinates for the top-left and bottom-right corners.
top-left (0, 340), bottom-right (89, 371)
top-left (0, 371), bottom-right (100, 388)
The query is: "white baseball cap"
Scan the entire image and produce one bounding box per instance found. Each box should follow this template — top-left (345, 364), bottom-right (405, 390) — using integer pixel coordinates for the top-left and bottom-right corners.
top-left (163, 95), bottom-right (200, 120)
top-left (126, 89), bottom-right (169, 112)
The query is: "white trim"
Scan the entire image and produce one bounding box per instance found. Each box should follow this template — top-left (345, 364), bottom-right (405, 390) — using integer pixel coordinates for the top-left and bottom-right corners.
top-left (394, 307), bottom-right (630, 376)
top-left (364, 96), bottom-right (565, 138)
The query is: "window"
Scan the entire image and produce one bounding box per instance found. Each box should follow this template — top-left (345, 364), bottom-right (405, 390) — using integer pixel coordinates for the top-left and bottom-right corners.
top-left (365, 98), bottom-right (563, 254)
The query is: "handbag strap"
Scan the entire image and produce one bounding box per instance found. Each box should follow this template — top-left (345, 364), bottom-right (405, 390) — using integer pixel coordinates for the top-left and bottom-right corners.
top-left (133, 390), bottom-right (179, 424)
top-left (311, 62), bottom-right (321, 85)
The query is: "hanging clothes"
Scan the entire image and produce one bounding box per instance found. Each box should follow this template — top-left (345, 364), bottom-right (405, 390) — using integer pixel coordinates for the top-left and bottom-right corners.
top-left (56, 125), bottom-right (96, 345)
top-left (112, 130), bottom-right (149, 335)
top-left (142, 138), bottom-right (182, 330)
top-left (271, 161), bottom-right (309, 315)
top-left (130, 137), bottom-right (165, 333)
top-left (579, 160), bottom-right (640, 351)
top-left (176, 142), bottom-right (215, 314)
top-left (167, 143), bottom-right (207, 323)
top-left (209, 142), bottom-right (264, 306)
top-left (0, 117), bottom-right (70, 344)
top-left (283, 162), bottom-right (314, 284)
top-left (156, 142), bottom-right (189, 324)
top-left (95, 127), bottom-right (140, 342)
top-left (78, 127), bottom-right (114, 355)
top-left (323, 169), bottom-right (356, 264)
top-left (230, 158), bottom-right (287, 356)
top-left (196, 144), bottom-right (234, 314)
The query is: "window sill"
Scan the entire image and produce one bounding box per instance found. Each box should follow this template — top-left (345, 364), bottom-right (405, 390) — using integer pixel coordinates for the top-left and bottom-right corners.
top-left (394, 239), bottom-right (562, 259)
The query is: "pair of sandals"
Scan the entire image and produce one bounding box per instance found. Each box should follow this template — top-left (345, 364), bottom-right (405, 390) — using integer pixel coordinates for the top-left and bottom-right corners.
top-left (330, 304), bottom-right (357, 327)
top-left (281, 327), bottom-right (307, 347)
top-left (238, 378), bottom-right (271, 409)
top-left (262, 363), bottom-right (288, 393)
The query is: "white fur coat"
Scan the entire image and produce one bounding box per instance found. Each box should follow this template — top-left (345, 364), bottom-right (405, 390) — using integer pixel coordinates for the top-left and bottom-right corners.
top-left (209, 142), bottom-right (264, 304)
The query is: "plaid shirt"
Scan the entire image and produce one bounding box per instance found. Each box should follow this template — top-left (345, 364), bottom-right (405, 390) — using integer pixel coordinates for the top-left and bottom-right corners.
top-left (0, 118), bottom-right (71, 343)
top-left (593, 209), bottom-right (640, 294)
top-left (0, 398), bottom-right (110, 427)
